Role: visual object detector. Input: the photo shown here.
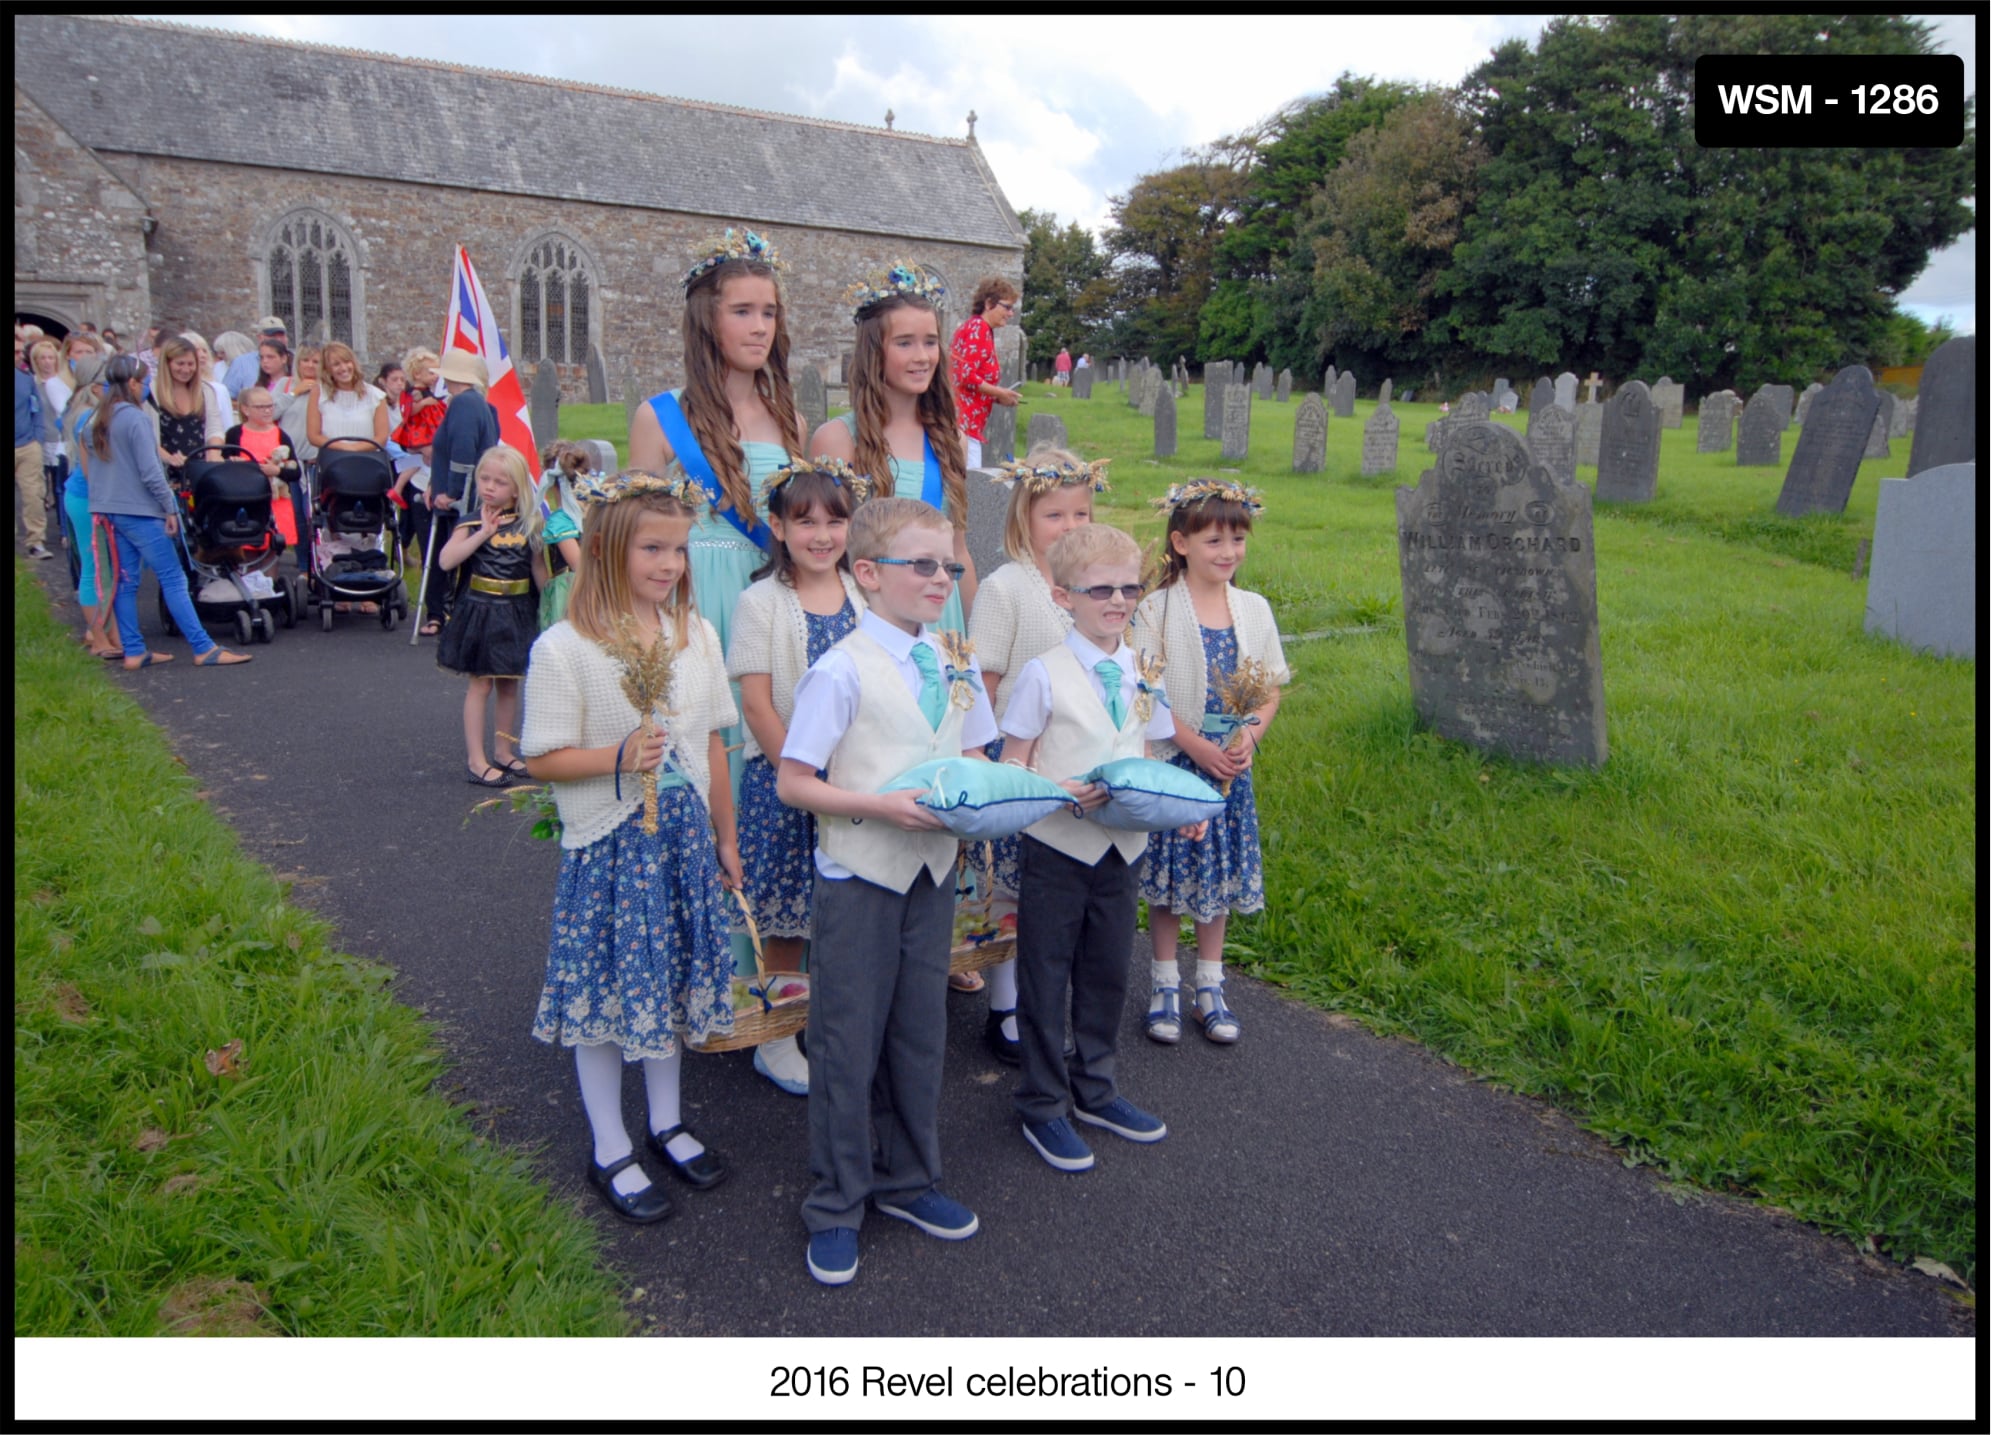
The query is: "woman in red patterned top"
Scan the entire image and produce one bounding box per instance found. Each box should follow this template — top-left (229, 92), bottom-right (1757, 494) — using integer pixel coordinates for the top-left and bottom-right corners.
top-left (949, 277), bottom-right (1020, 468)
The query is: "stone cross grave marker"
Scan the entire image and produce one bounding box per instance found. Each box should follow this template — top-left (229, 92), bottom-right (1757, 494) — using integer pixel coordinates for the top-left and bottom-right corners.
top-left (1221, 384), bottom-right (1251, 462)
top-left (586, 346), bottom-right (608, 404)
top-left (1203, 362), bottom-right (1228, 439)
top-left (530, 360), bottom-right (562, 450)
top-left (1292, 393), bottom-right (1327, 473)
top-left (795, 365), bottom-right (827, 436)
top-left (1026, 411), bottom-right (1067, 456)
top-left (1865, 462), bottom-right (1976, 660)
top-left (1554, 372), bottom-right (1578, 412)
top-left (1907, 336), bottom-right (1975, 476)
top-left (1395, 420), bottom-right (1607, 767)
top-left (1863, 395), bottom-right (1891, 459)
top-left (1583, 372), bottom-right (1603, 404)
top-left (1596, 381), bottom-right (1662, 502)
top-left (1332, 371), bottom-right (1357, 419)
top-left (1793, 382), bottom-right (1822, 429)
top-left (1527, 404), bottom-right (1578, 487)
top-left (966, 465), bottom-right (1012, 580)
top-left (1696, 390), bottom-right (1738, 453)
top-left (1575, 401), bottom-right (1603, 468)
top-left (1276, 368), bottom-right (1292, 404)
top-left (1528, 376), bottom-right (1555, 419)
top-left (1650, 376), bottom-right (1685, 430)
top-left (1736, 389), bottom-right (1785, 466)
top-left (1153, 383), bottom-right (1177, 458)
top-left (1362, 394), bottom-right (1400, 476)
top-left (1777, 365), bottom-right (1881, 516)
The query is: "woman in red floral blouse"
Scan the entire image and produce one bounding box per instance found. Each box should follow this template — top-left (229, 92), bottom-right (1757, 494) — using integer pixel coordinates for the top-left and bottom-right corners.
top-left (949, 277), bottom-right (1021, 468)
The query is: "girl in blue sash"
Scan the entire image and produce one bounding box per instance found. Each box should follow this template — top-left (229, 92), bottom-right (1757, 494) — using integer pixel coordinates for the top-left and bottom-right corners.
top-left (810, 261), bottom-right (974, 637)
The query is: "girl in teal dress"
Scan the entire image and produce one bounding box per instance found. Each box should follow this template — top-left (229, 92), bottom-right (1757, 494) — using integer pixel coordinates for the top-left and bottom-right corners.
top-left (536, 441), bottom-right (588, 630)
top-left (810, 260), bottom-right (974, 637)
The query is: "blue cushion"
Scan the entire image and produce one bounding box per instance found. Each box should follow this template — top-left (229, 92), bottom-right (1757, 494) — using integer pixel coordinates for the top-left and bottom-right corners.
top-left (1082, 757), bottom-right (1227, 832)
top-left (879, 758), bottom-right (1075, 841)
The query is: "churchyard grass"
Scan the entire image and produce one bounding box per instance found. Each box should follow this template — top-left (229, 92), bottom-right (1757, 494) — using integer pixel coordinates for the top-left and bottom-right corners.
top-left (559, 403), bottom-right (631, 469)
top-left (1039, 379), bottom-right (1977, 1284)
top-left (13, 563), bottom-right (630, 1335)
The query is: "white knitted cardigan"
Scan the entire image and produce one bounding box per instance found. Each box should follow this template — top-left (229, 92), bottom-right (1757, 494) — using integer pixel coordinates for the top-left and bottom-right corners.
top-left (725, 570), bottom-right (868, 761)
top-left (520, 616), bottom-right (739, 849)
top-left (1129, 580), bottom-right (1290, 760)
top-left (967, 559), bottom-right (1074, 716)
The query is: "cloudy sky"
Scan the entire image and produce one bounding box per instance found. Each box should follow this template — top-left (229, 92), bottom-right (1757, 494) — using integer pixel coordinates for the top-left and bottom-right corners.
top-left (147, 12), bottom-right (1979, 334)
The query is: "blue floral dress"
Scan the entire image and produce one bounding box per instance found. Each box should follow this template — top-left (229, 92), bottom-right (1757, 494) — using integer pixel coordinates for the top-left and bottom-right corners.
top-left (532, 782), bottom-right (737, 1059)
top-left (733, 600), bottom-right (857, 938)
top-left (1138, 624), bottom-right (1266, 921)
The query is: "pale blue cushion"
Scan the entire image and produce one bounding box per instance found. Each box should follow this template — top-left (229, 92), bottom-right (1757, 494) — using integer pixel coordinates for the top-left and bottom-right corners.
top-left (1083, 756), bottom-right (1227, 832)
top-left (879, 758), bottom-right (1075, 841)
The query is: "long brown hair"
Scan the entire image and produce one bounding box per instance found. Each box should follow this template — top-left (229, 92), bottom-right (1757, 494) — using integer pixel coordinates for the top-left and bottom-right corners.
top-left (567, 480), bottom-right (699, 655)
top-left (1158, 495), bottom-right (1255, 589)
top-left (680, 257), bottom-right (804, 530)
top-left (752, 464), bottom-right (861, 586)
top-left (92, 354), bottom-right (149, 460)
top-left (150, 335), bottom-right (205, 418)
top-left (850, 295), bottom-right (967, 530)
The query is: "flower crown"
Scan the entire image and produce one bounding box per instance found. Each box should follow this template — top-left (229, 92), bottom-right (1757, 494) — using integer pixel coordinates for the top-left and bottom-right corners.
top-left (845, 260), bottom-right (946, 319)
top-left (991, 455), bottom-right (1111, 499)
top-left (763, 456), bottom-right (874, 505)
top-left (1154, 477), bottom-right (1264, 517)
top-left (575, 468), bottom-right (709, 511)
top-left (685, 229), bottom-right (785, 289)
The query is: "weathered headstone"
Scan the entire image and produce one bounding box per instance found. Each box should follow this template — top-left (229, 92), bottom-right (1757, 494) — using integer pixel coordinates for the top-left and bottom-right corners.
top-left (1494, 390), bottom-right (1520, 414)
top-left (1253, 364), bottom-right (1273, 401)
top-left (530, 360), bottom-right (562, 449)
top-left (966, 465), bottom-right (1012, 580)
top-left (1332, 371), bottom-right (1357, 419)
top-left (1071, 365), bottom-right (1094, 400)
top-left (1887, 394), bottom-right (1912, 440)
top-left (1907, 336), bottom-right (1975, 476)
top-left (1026, 411), bottom-right (1067, 456)
top-left (1528, 376), bottom-right (1556, 419)
top-left (1152, 383), bottom-right (1177, 458)
top-left (1453, 390), bottom-right (1491, 421)
top-left (1575, 401), bottom-right (1603, 468)
top-left (585, 346), bottom-right (608, 404)
top-left (1736, 390), bottom-right (1785, 466)
top-left (1776, 365), bottom-right (1880, 516)
top-left (1650, 376), bottom-right (1685, 430)
top-left (1527, 404), bottom-right (1578, 487)
top-left (1378, 380), bottom-right (1393, 405)
top-left (1291, 394), bottom-right (1327, 473)
top-left (1221, 384), bottom-right (1251, 462)
top-left (1793, 382), bottom-right (1822, 429)
top-left (1232, 361), bottom-right (1244, 387)
top-left (795, 365), bottom-right (827, 436)
top-left (1361, 396), bottom-right (1400, 476)
top-left (1396, 421), bottom-right (1607, 767)
top-left (1276, 368), bottom-right (1292, 404)
top-left (1596, 381), bottom-right (1662, 502)
top-left (1554, 372), bottom-right (1578, 412)
top-left (1398, 389), bottom-right (1415, 404)
top-left (1864, 462), bottom-right (1976, 659)
top-left (1695, 390), bottom-right (1738, 453)
top-left (1492, 377), bottom-right (1512, 399)
top-left (1325, 368), bottom-right (1339, 400)
top-left (1754, 384), bottom-right (1794, 428)
top-left (985, 329), bottom-right (1024, 464)
top-left (1863, 397), bottom-right (1891, 460)
top-left (1203, 362), bottom-right (1227, 438)
top-left (580, 439), bottom-right (617, 475)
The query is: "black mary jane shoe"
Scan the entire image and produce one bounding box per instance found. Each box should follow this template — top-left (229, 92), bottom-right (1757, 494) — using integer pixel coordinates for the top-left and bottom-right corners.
top-left (649, 1124), bottom-right (727, 1190)
top-left (586, 1152), bottom-right (673, 1224)
top-left (985, 1008), bottom-right (1022, 1067)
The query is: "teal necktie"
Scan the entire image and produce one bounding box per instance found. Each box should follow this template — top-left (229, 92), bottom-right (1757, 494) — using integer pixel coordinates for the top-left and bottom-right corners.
top-left (1094, 659), bottom-right (1127, 728)
top-left (909, 640), bottom-right (947, 730)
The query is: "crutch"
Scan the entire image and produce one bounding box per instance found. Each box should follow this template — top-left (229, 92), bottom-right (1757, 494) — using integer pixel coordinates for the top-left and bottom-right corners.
top-left (408, 496), bottom-right (442, 646)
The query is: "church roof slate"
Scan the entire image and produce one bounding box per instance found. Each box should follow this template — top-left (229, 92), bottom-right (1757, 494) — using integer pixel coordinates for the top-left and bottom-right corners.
top-left (13, 14), bottom-right (1023, 252)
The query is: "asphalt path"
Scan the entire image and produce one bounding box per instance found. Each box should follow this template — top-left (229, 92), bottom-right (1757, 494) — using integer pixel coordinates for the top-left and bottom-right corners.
top-left (38, 560), bottom-right (1967, 1339)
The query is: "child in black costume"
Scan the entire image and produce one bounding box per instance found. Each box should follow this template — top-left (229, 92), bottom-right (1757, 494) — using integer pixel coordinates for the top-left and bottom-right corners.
top-left (439, 443), bottom-right (544, 785)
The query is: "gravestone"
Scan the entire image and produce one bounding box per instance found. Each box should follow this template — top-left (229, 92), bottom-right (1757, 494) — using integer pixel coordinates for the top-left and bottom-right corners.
top-left (1291, 394), bottom-right (1327, 473)
top-left (1253, 364), bottom-right (1273, 401)
top-left (1695, 390), bottom-right (1738, 453)
top-left (1494, 390), bottom-right (1520, 414)
top-left (1361, 396), bottom-right (1400, 476)
top-left (1453, 390), bottom-right (1491, 421)
top-left (1864, 463), bottom-right (1976, 660)
top-left (1554, 372), bottom-right (1578, 412)
top-left (579, 439), bottom-right (617, 475)
top-left (984, 328), bottom-right (1024, 464)
top-left (1736, 390), bottom-right (1785, 466)
top-left (1276, 368), bottom-right (1292, 404)
top-left (1492, 377), bottom-right (1512, 399)
top-left (1649, 376), bottom-right (1684, 430)
top-left (1203, 362), bottom-right (1228, 439)
top-left (1596, 381), bottom-right (1661, 502)
top-left (1332, 371), bottom-right (1357, 419)
top-left (1575, 401), bottom-right (1603, 467)
top-left (1776, 365), bottom-right (1880, 516)
top-left (1026, 411), bottom-right (1067, 456)
top-left (1863, 398), bottom-right (1890, 460)
top-left (795, 365), bottom-right (828, 436)
top-left (586, 346), bottom-right (608, 404)
top-left (1152, 383), bottom-right (1177, 458)
top-left (1526, 404), bottom-right (1578, 487)
top-left (1793, 382), bottom-right (1822, 428)
top-left (530, 360), bottom-right (562, 449)
top-left (1907, 336), bottom-right (1975, 476)
top-left (1887, 394), bottom-right (1912, 440)
top-left (1754, 384), bottom-right (1794, 427)
top-left (1071, 365), bottom-right (1093, 400)
top-left (1528, 376), bottom-right (1555, 418)
top-left (965, 466), bottom-right (1013, 580)
top-left (1221, 384), bottom-right (1251, 462)
top-left (1399, 389), bottom-right (1415, 403)
top-left (1582, 373), bottom-right (1604, 405)
top-left (1232, 361), bottom-right (1244, 386)
top-left (1395, 421), bottom-right (1607, 767)
top-left (1378, 379), bottom-right (1394, 405)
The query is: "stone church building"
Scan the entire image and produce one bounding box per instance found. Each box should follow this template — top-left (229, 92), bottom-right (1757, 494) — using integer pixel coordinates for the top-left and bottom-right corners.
top-left (13, 14), bottom-right (1024, 402)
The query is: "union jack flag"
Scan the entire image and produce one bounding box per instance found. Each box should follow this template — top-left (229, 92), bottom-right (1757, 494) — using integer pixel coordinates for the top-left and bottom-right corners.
top-left (441, 245), bottom-right (538, 473)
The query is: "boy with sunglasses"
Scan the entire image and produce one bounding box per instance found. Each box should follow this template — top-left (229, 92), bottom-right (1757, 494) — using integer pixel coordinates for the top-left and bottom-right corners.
top-left (998, 523), bottom-right (1196, 1172)
top-left (777, 496), bottom-right (999, 1286)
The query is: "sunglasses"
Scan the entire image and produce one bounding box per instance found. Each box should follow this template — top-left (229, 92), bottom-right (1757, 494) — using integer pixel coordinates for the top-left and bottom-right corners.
top-left (1067, 584), bottom-right (1146, 602)
top-left (873, 557), bottom-right (967, 580)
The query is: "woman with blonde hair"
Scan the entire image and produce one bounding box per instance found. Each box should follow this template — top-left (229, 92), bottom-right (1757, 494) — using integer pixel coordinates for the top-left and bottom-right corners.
top-left (146, 333), bottom-right (226, 474)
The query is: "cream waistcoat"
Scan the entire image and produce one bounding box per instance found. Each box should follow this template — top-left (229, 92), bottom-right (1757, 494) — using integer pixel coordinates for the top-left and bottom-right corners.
top-left (1021, 642), bottom-right (1151, 866)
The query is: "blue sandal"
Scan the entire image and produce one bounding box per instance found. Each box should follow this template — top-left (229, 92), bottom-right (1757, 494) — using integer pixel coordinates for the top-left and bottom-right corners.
top-left (1146, 986), bottom-right (1182, 1045)
top-left (1193, 985), bottom-right (1240, 1044)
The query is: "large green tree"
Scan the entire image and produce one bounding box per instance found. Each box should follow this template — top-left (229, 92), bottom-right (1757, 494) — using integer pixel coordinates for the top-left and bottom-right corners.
top-left (1103, 154), bottom-right (1247, 365)
top-left (1015, 208), bottom-right (1116, 363)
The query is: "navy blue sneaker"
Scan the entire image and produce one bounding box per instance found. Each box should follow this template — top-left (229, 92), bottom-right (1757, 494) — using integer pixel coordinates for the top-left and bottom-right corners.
top-left (807, 1226), bottom-right (858, 1286)
top-left (1021, 1116), bottom-right (1095, 1172)
top-left (875, 1189), bottom-right (979, 1240)
top-left (1074, 1095), bottom-right (1168, 1143)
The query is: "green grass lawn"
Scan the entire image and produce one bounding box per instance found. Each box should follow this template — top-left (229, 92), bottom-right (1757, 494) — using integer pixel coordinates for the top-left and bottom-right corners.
top-left (1027, 378), bottom-right (1978, 1285)
top-left (13, 563), bottom-right (630, 1335)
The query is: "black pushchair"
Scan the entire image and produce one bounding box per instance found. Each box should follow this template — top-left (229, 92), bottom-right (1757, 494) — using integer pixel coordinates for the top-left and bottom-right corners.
top-left (162, 443), bottom-right (298, 645)
top-left (305, 440), bottom-right (409, 631)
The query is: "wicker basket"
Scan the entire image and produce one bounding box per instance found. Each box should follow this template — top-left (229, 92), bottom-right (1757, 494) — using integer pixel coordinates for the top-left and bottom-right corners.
top-left (948, 840), bottom-right (1016, 975)
top-left (686, 889), bottom-right (809, 1054)
top-left (950, 932), bottom-right (1016, 976)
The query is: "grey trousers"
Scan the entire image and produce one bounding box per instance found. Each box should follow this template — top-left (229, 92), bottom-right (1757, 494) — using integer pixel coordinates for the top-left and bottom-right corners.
top-left (1012, 836), bottom-right (1137, 1124)
top-left (801, 867), bottom-right (954, 1233)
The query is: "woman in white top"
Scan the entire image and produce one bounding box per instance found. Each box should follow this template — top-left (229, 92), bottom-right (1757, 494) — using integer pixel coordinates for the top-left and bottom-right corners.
top-left (306, 341), bottom-right (390, 452)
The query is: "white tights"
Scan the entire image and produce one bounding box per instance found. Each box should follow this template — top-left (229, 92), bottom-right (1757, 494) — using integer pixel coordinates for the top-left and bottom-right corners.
top-left (574, 1042), bottom-right (704, 1195)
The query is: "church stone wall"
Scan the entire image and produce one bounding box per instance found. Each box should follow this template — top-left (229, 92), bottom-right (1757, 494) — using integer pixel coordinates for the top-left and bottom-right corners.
top-left (12, 86), bottom-right (153, 336)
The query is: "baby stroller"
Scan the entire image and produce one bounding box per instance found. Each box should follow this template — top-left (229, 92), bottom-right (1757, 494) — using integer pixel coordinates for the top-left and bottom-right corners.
top-left (305, 439), bottom-right (409, 631)
top-left (162, 443), bottom-right (298, 645)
